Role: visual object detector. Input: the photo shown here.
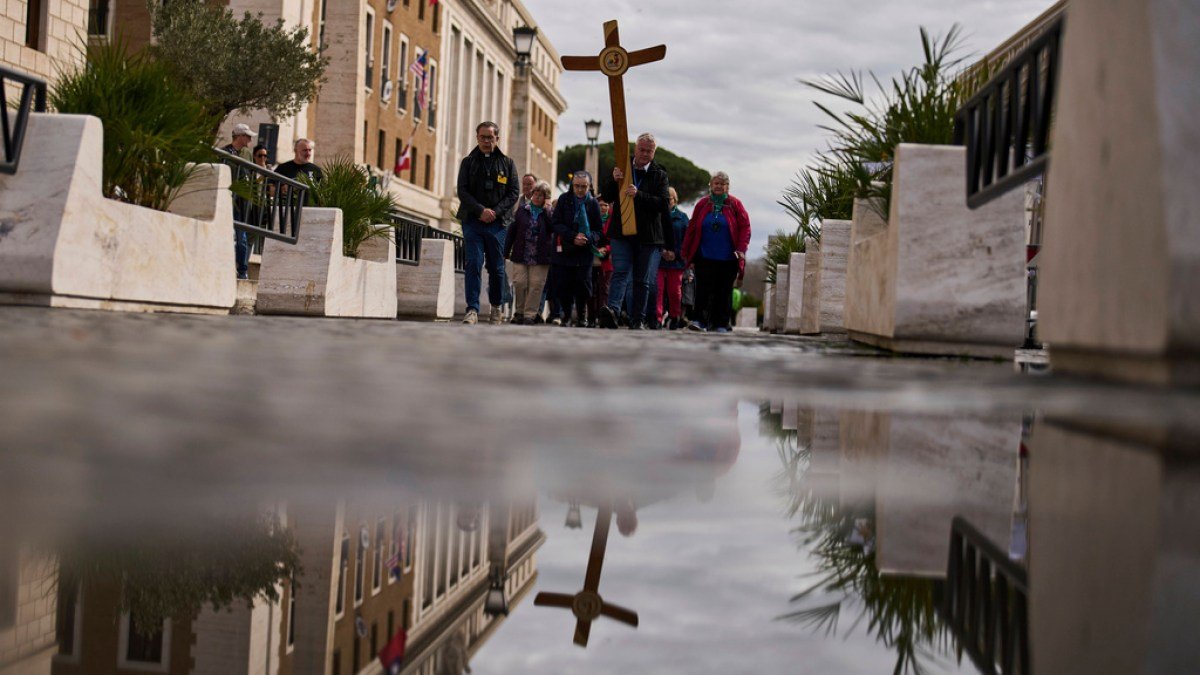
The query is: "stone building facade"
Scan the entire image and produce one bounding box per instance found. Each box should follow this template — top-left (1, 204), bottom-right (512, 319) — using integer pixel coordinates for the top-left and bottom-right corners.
top-left (0, 0), bottom-right (87, 83)
top-left (0, 548), bottom-right (58, 675)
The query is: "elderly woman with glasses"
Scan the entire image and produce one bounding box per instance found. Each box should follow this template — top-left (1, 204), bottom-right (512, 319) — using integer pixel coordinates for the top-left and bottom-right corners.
top-left (502, 180), bottom-right (556, 324)
top-left (550, 170), bottom-right (605, 326)
top-left (680, 171), bottom-right (751, 333)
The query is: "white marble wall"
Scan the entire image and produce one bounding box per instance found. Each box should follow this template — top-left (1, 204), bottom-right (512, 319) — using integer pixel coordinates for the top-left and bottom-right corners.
top-left (773, 265), bottom-right (789, 333)
top-left (844, 198), bottom-right (892, 338)
top-left (819, 219), bottom-right (851, 332)
top-left (1040, 0), bottom-right (1200, 384)
top-left (762, 284), bottom-right (775, 331)
top-left (258, 208), bottom-right (397, 319)
top-left (734, 307), bottom-right (757, 330)
top-left (397, 238), bottom-right (456, 319)
top-left (0, 114), bottom-right (236, 314)
top-left (799, 240), bottom-right (822, 335)
top-left (782, 254), bottom-right (805, 334)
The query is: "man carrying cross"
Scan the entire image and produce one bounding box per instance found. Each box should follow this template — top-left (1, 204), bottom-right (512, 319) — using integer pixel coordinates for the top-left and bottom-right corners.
top-left (598, 133), bottom-right (675, 329)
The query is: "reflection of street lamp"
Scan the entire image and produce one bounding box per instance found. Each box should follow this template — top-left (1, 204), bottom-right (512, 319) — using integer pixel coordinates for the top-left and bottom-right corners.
top-left (483, 567), bottom-right (509, 617)
top-left (565, 501), bottom-right (583, 529)
top-left (509, 26), bottom-right (538, 178)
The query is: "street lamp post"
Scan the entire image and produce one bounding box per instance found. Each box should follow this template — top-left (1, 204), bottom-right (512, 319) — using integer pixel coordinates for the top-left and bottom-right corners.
top-left (509, 26), bottom-right (538, 179)
top-left (584, 119), bottom-right (601, 189)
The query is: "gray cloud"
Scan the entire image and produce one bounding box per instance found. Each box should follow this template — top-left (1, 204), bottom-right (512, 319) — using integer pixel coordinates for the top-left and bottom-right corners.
top-left (523, 0), bottom-right (1054, 255)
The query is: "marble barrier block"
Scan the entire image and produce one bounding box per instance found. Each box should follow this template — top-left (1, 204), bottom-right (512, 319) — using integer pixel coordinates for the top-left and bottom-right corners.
top-left (0, 114), bottom-right (237, 314)
top-left (873, 413), bottom-right (1020, 577)
top-left (846, 145), bottom-right (1026, 358)
top-left (1028, 422), bottom-right (1199, 674)
top-left (396, 238), bottom-right (455, 320)
top-left (782, 399), bottom-right (798, 431)
top-left (799, 241), bottom-right (822, 334)
top-left (762, 284), bottom-right (775, 331)
top-left (734, 307), bottom-right (757, 330)
top-left (258, 208), bottom-right (397, 319)
top-left (819, 219), bottom-right (851, 332)
top-left (844, 198), bottom-right (892, 338)
top-left (453, 273), bottom-right (468, 317)
top-left (772, 265), bottom-right (789, 333)
top-left (1040, 0), bottom-right (1200, 385)
top-left (782, 253), bottom-right (806, 334)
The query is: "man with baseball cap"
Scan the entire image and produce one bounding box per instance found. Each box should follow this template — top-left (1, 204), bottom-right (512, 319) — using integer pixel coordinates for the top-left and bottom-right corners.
top-left (222, 123), bottom-right (256, 162)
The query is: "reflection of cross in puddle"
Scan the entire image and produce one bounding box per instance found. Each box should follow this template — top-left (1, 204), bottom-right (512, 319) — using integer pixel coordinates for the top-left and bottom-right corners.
top-left (534, 504), bottom-right (638, 647)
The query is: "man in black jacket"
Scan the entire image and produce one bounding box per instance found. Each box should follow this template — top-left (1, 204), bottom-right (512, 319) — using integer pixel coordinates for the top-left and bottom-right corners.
top-left (456, 121), bottom-right (519, 325)
top-left (599, 132), bottom-right (676, 329)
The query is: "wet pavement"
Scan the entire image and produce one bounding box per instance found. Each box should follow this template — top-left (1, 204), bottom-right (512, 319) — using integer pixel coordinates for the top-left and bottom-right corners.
top-left (0, 306), bottom-right (1197, 674)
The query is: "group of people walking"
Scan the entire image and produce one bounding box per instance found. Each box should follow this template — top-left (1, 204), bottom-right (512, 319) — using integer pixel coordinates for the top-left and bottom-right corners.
top-left (456, 122), bottom-right (751, 332)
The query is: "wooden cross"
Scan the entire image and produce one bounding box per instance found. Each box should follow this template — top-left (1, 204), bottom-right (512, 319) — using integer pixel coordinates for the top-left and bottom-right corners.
top-left (533, 504), bottom-right (639, 647)
top-left (561, 21), bottom-right (666, 237)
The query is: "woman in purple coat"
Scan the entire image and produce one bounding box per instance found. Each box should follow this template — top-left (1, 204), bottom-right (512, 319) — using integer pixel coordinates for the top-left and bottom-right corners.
top-left (502, 181), bottom-right (556, 324)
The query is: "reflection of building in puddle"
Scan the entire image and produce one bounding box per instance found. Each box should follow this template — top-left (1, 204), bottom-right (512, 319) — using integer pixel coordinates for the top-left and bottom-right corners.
top-left (20, 498), bottom-right (542, 675)
top-left (1029, 422), bottom-right (1199, 674)
top-left (0, 547), bottom-right (58, 674)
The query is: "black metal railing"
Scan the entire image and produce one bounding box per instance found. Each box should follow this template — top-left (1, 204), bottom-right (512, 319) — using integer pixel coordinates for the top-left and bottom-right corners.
top-left (394, 219), bottom-right (423, 266)
top-left (421, 225), bottom-right (465, 273)
top-left (954, 16), bottom-right (1063, 210)
top-left (212, 148), bottom-right (307, 245)
top-left (937, 516), bottom-right (1030, 675)
top-left (0, 66), bottom-right (47, 175)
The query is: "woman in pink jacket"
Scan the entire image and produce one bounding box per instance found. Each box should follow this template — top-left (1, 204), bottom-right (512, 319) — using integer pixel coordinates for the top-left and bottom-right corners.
top-left (680, 172), bottom-right (751, 332)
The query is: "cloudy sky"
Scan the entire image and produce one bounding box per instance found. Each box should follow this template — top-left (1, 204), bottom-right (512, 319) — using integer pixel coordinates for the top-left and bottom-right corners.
top-left (520, 0), bottom-right (1054, 255)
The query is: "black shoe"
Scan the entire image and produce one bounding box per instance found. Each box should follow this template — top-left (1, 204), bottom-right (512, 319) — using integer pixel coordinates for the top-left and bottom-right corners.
top-left (647, 319), bottom-right (661, 330)
top-left (618, 311), bottom-right (630, 328)
top-left (598, 306), bottom-right (619, 329)
top-left (630, 321), bottom-right (647, 330)
top-left (510, 315), bottom-right (525, 325)
top-left (532, 315), bottom-right (545, 325)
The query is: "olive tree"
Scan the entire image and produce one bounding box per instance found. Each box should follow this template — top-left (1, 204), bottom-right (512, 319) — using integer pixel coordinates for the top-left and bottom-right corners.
top-left (150, 0), bottom-right (328, 125)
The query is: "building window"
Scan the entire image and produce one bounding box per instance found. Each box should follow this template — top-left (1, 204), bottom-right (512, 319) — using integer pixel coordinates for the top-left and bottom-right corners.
top-left (426, 61), bottom-right (438, 129)
top-left (352, 633), bottom-right (361, 672)
top-left (319, 0), bottom-right (328, 48)
top-left (409, 145), bottom-right (418, 185)
top-left (286, 577), bottom-right (296, 650)
top-left (364, 10), bottom-right (375, 89)
top-left (87, 0), bottom-right (110, 38)
top-left (402, 599), bottom-right (410, 630)
top-left (118, 614), bottom-right (171, 672)
top-left (377, 130), bottom-right (386, 171)
top-left (393, 139), bottom-right (403, 175)
top-left (335, 534), bottom-right (349, 617)
top-left (381, 24), bottom-right (392, 94)
top-left (404, 512), bottom-right (415, 570)
top-left (423, 154), bottom-right (431, 190)
top-left (54, 570), bottom-right (81, 659)
top-left (331, 649), bottom-right (341, 675)
top-left (417, 0), bottom-right (424, 21)
top-left (387, 610), bottom-right (394, 641)
top-left (0, 548), bottom-right (14, 630)
top-left (370, 621), bottom-right (378, 658)
top-left (25, 0), bottom-right (45, 50)
top-left (363, 121), bottom-right (369, 164)
top-left (354, 526), bottom-right (366, 607)
top-left (397, 38), bottom-right (409, 112)
top-left (431, 3), bottom-right (439, 33)
top-left (372, 519), bottom-right (385, 592)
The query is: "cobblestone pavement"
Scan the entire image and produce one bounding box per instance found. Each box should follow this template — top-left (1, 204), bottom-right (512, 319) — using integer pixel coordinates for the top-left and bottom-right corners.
top-left (0, 306), bottom-right (1196, 524)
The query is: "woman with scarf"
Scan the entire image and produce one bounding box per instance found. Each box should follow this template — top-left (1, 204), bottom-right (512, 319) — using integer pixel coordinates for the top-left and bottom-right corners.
top-left (680, 172), bottom-right (752, 333)
top-left (502, 180), bottom-right (556, 324)
top-left (551, 170), bottom-right (605, 326)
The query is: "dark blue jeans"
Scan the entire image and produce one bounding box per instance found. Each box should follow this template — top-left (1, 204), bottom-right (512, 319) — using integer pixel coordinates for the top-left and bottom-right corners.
top-left (463, 219), bottom-right (506, 313)
top-left (234, 230), bottom-right (250, 279)
top-left (607, 238), bottom-right (662, 324)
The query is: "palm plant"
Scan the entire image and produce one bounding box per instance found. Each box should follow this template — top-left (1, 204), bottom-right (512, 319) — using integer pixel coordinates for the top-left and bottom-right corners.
top-left (778, 154), bottom-right (861, 236)
top-left (50, 40), bottom-right (218, 211)
top-left (763, 228), bottom-right (808, 285)
top-left (800, 26), bottom-right (970, 221)
top-left (301, 156), bottom-right (398, 257)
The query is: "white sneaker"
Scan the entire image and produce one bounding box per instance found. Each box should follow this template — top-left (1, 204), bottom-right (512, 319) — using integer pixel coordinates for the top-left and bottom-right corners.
top-left (462, 310), bottom-right (478, 325)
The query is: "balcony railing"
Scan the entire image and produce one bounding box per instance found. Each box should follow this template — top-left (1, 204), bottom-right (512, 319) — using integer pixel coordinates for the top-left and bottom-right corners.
top-left (936, 516), bottom-right (1030, 675)
top-left (954, 15), bottom-right (1064, 209)
top-left (212, 148), bottom-right (307, 245)
top-left (0, 66), bottom-right (48, 175)
top-left (421, 225), bottom-right (465, 273)
top-left (394, 220), bottom-right (423, 266)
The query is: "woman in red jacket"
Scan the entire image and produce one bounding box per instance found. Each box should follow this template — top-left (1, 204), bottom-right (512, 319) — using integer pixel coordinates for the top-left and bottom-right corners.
top-left (680, 172), bottom-right (751, 332)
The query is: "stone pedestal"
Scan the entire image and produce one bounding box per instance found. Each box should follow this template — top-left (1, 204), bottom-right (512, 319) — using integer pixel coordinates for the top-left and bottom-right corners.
top-left (397, 239), bottom-right (456, 320)
top-left (844, 145), bottom-right (1027, 357)
top-left (0, 114), bottom-right (237, 314)
top-left (1039, 0), bottom-right (1200, 385)
top-left (782, 254), bottom-right (805, 334)
top-left (762, 284), bottom-right (775, 331)
top-left (772, 265), bottom-right (790, 333)
top-left (819, 219), bottom-right (851, 332)
top-left (1028, 422), bottom-right (1200, 674)
top-left (799, 240), bottom-right (822, 335)
top-left (258, 208), bottom-right (397, 319)
top-left (734, 307), bottom-right (757, 331)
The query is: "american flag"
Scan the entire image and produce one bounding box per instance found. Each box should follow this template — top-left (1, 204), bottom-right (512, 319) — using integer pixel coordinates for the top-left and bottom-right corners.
top-left (409, 50), bottom-right (428, 113)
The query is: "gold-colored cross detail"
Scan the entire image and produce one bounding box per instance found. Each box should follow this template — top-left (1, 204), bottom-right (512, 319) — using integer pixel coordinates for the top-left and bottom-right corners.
top-left (561, 20), bottom-right (666, 237)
